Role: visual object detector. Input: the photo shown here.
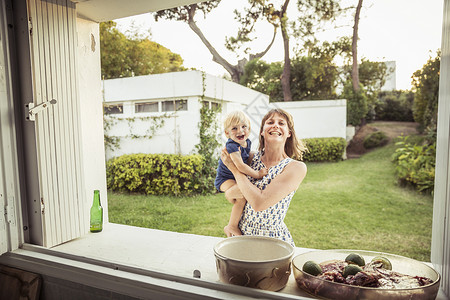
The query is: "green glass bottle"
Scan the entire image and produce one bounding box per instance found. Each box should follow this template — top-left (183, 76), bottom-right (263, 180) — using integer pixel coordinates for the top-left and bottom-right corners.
top-left (90, 190), bottom-right (103, 232)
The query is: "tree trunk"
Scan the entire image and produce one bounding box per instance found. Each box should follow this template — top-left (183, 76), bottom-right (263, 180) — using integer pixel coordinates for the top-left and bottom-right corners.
top-left (280, 0), bottom-right (292, 101)
top-left (186, 5), bottom-right (277, 84)
top-left (352, 0), bottom-right (363, 92)
top-left (250, 26), bottom-right (277, 60)
top-left (187, 6), bottom-right (241, 82)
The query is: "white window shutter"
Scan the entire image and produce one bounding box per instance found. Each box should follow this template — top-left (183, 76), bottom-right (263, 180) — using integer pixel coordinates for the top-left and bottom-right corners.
top-left (27, 0), bottom-right (87, 248)
top-left (0, 1), bottom-right (8, 256)
top-left (0, 0), bottom-right (22, 255)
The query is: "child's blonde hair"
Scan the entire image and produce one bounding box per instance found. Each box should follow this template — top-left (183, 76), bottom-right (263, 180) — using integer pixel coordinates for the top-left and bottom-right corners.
top-left (223, 111), bottom-right (251, 133)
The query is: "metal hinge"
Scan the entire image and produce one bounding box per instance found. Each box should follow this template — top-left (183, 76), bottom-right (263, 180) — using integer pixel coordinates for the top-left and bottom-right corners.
top-left (40, 197), bottom-right (45, 214)
top-left (4, 199), bottom-right (16, 226)
top-left (28, 17), bottom-right (33, 36)
top-left (26, 99), bottom-right (57, 121)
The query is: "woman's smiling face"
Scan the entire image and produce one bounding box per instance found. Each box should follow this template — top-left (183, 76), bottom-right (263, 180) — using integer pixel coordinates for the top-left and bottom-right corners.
top-left (261, 113), bottom-right (291, 143)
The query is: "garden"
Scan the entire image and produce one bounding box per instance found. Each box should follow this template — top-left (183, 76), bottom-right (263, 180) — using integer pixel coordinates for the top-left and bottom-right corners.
top-left (107, 122), bottom-right (434, 262)
top-left (105, 42), bottom-right (439, 265)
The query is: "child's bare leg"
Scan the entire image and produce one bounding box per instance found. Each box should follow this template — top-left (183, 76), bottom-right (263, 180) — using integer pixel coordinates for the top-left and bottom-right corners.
top-left (224, 196), bottom-right (245, 237)
top-left (220, 181), bottom-right (245, 237)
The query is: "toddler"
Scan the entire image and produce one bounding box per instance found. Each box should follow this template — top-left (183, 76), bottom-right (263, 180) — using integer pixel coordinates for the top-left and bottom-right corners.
top-left (214, 111), bottom-right (268, 237)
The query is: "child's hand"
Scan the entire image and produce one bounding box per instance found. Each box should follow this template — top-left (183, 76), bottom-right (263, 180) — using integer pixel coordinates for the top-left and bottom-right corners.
top-left (258, 167), bottom-right (268, 178)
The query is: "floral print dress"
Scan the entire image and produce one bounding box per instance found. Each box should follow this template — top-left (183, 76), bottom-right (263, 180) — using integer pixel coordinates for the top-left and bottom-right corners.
top-left (238, 151), bottom-right (296, 247)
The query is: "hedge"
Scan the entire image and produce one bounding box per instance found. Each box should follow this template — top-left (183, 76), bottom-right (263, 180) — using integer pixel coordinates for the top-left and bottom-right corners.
top-left (106, 137), bottom-right (346, 195)
top-left (302, 137), bottom-right (347, 162)
top-left (106, 153), bottom-right (206, 196)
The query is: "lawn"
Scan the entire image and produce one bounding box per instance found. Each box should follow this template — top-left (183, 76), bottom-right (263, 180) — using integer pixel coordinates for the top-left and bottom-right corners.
top-left (108, 143), bottom-right (433, 262)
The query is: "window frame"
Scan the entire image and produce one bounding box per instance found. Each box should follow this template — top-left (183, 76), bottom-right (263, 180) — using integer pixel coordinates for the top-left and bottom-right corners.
top-left (104, 103), bottom-right (124, 115)
top-left (162, 99), bottom-right (188, 112)
top-left (135, 101), bottom-right (159, 113)
top-left (1, 0), bottom-right (449, 298)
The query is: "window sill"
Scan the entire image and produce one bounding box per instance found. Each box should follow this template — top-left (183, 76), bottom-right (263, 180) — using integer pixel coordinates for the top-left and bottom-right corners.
top-left (1, 223), bottom-right (448, 299)
top-left (50, 222), bottom-right (313, 298)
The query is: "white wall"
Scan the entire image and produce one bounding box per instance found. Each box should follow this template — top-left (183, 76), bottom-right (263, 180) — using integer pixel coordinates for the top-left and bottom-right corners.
top-left (104, 98), bottom-right (347, 159)
top-left (103, 71), bottom-right (264, 105)
top-left (105, 97), bottom-right (202, 158)
top-left (103, 72), bottom-right (268, 159)
top-left (77, 19), bottom-right (108, 222)
top-left (273, 100), bottom-right (347, 140)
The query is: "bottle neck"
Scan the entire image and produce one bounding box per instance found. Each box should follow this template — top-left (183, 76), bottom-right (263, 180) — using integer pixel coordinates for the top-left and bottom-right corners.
top-left (93, 190), bottom-right (101, 206)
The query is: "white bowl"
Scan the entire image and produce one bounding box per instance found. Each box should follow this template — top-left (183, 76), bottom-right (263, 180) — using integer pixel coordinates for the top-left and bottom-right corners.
top-left (214, 236), bottom-right (294, 291)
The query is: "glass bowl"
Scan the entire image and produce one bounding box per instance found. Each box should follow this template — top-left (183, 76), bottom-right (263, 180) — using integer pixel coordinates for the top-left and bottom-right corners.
top-left (292, 249), bottom-right (440, 300)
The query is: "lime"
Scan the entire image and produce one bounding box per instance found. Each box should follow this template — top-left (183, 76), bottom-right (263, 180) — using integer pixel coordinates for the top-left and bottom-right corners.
top-left (343, 264), bottom-right (363, 277)
top-left (371, 256), bottom-right (392, 270)
top-left (345, 253), bottom-right (366, 266)
top-left (302, 260), bottom-right (323, 276)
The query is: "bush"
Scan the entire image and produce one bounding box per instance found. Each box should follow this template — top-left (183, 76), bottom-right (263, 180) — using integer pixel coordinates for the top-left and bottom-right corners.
top-left (106, 138), bottom-right (347, 195)
top-left (363, 131), bottom-right (389, 149)
top-left (392, 137), bottom-right (436, 193)
top-left (412, 50), bottom-right (440, 131)
top-left (302, 137), bottom-right (347, 162)
top-left (341, 82), bottom-right (369, 126)
top-left (106, 153), bottom-right (212, 196)
top-left (375, 91), bottom-right (414, 121)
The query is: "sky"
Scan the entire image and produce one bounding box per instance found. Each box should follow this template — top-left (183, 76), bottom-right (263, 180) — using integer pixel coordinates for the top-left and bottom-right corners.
top-left (115, 0), bottom-right (444, 91)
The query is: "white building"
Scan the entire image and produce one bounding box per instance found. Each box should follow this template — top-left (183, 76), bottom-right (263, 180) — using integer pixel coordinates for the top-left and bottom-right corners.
top-left (103, 71), bottom-right (348, 160)
top-left (382, 61), bottom-right (397, 91)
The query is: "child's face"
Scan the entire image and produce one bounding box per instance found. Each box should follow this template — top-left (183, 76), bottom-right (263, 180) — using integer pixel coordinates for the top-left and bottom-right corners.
top-left (226, 122), bottom-right (250, 146)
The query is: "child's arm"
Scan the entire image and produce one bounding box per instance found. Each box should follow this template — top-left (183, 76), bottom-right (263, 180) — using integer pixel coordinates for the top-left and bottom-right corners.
top-left (230, 151), bottom-right (267, 179)
top-left (248, 151), bottom-right (255, 164)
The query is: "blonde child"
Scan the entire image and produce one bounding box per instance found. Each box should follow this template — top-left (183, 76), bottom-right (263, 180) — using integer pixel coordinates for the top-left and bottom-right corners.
top-left (214, 111), bottom-right (268, 237)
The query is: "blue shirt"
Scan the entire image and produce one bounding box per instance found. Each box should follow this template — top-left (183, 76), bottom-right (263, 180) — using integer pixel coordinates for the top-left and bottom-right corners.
top-left (214, 138), bottom-right (252, 191)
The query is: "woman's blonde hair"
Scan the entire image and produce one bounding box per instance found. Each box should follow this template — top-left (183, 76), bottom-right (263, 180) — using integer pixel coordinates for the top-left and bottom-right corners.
top-left (258, 108), bottom-right (308, 160)
top-left (223, 110), bottom-right (251, 132)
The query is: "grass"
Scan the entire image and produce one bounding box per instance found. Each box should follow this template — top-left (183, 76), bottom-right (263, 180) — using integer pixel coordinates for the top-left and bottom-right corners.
top-left (108, 143), bottom-right (433, 262)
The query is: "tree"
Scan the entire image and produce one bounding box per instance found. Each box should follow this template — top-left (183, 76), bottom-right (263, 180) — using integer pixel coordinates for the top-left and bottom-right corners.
top-left (291, 0), bottom-right (344, 101)
top-left (154, 1), bottom-right (278, 84)
top-left (100, 21), bottom-right (186, 79)
top-left (375, 90), bottom-right (414, 122)
top-left (341, 0), bottom-right (367, 126)
top-left (295, 37), bottom-right (350, 100)
top-left (241, 39), bottom-right (345, 101)
top-left (240, 59), bottom-right (284, 100)
top-left (235, 0), bottom-right (344, 101)
top-left (155, 0), bottom-right (343, 102)
top-left (342, 82), bottom-right (368, 126)
top-left (235, 0), bottom-right (292, 100)
top-left (411, 50), bottom-right (440, 131)
top-left (340, 59), bottom-right (389, 123)
top-left (351, 0), bottom-right (363, 92)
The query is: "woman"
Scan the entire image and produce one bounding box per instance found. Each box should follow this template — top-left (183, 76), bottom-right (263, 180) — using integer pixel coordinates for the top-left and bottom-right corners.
top-left (220, 108), bottom-right (307, 247)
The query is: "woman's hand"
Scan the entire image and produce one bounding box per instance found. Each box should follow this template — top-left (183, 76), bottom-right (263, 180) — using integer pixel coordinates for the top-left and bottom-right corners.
top-left (221, 148), bottom-right (238, 173)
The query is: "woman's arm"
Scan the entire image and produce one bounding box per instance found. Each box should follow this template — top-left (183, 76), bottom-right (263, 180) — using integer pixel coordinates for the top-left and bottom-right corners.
top-left (221, 150), bottom-right (307, 211)
top-left (230, 152), bottom-right (267, 179)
